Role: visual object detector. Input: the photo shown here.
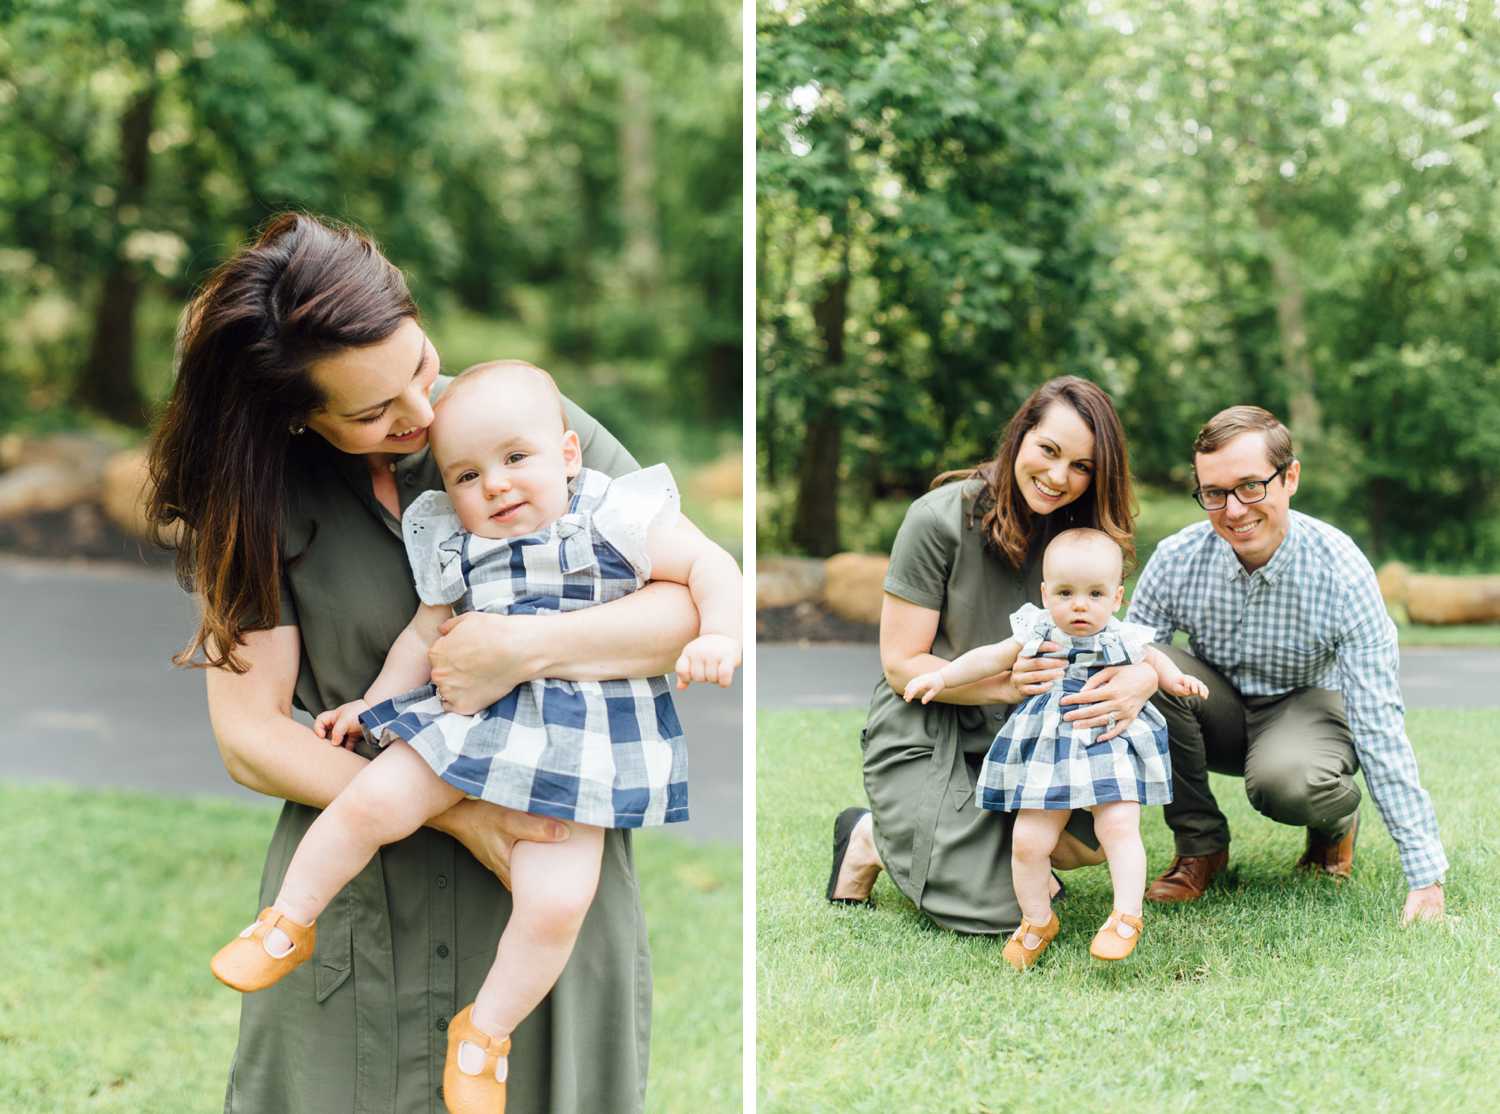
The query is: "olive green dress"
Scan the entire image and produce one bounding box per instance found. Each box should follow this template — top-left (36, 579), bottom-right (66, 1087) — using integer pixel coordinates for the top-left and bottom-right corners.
top-left (862, 479), bottom-right (1096, 935)
top-left (223, 389), bottom-right (651, 1114)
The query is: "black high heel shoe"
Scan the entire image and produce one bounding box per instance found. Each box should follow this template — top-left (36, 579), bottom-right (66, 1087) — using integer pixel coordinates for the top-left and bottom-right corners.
top-left (825, 807), bottom-right (875, 907)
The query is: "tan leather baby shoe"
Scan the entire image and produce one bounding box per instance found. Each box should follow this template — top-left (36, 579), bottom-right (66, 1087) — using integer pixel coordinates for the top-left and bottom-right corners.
top-left (442, 1004), bottom-right (512, 1114)
top-left (210, 907), bottom-right (316, 992)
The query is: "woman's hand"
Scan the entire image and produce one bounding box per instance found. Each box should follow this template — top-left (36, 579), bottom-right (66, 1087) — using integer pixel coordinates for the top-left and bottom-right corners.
top-left (1009, 643), bottom-right (1066, 699)
top-left (429, 611), bottom-right (539, 715)
top-left (431, 797), bottom-right (570, 889)
top-left (1059, 661), bottom-right (1159, 742)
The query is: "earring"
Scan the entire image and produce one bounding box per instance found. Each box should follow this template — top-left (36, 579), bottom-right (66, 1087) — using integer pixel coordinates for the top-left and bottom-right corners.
top-left (289, 422), bottom-right (306, 436)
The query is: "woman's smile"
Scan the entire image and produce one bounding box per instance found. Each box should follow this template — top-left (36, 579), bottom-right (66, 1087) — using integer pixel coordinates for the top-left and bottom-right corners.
top-left (385, 424), bottom-right (427, 445)
top-left (1032, 477), bottom-right (1066, 502)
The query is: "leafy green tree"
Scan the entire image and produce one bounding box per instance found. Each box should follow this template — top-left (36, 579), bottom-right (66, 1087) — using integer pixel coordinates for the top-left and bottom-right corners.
top-left (759, 0), bottom-right (1113, 554)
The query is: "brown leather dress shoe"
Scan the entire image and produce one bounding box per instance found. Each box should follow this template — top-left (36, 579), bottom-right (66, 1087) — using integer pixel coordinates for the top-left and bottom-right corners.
top-left (1297, 812), bottom-right (1359, 879)
top-left (1145, 850), bottom-right (1228, 903)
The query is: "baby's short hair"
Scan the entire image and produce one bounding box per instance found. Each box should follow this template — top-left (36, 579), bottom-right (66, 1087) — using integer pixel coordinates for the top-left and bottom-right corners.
top-left (438, 359), bottom-right (568, 430)
top-left (1042, 527), bottom-right (1125, 583)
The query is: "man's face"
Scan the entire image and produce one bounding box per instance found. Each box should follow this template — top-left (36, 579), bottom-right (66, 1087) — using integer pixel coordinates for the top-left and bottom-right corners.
top-left (1193, 431), bottom-right (1300, 572)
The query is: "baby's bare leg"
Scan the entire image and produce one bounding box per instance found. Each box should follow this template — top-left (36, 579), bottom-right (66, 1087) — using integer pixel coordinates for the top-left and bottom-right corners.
top-left (1091, 800), bottom-right (1145, 917)
top-left (271, 742), bottom-right (465, 936)
top-left (469, 823), bottom-right (607, 1040)
top-left (1011, 808), bottom-right (1072, 936)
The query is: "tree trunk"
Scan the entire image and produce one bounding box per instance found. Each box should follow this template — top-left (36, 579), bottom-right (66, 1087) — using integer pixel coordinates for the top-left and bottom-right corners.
top-left (792, 403), bottom-right (844, 556)
top-left (617, 62), bottom-right (662, 302)
top-left (791, 265), bottom-right (849, 556)
top-left (76, 84), bottom-right (156, 425)
top-left (1254, 198), bottom-right (1322, 444)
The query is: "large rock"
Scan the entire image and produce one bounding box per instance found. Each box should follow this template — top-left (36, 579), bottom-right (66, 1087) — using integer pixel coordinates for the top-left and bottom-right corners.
top-left (0, 433), bottom-right (118, 520)
top-left (1405, 573), bottom-right (1500, 625)
top-left (0, 461), bottom-right (97, 519)
top-left (0, 431), bottom-right (117, 474)
top-left (689, 452), bottom-right (743, 502)
top-left (757, 556), bottom-right (826, 608)
top-left (1376, 562), bottom-right (1410, 608)
top-left (822, 552), bottom-right (890, 626)
top-left (102, 447), bottom-right (181, 547)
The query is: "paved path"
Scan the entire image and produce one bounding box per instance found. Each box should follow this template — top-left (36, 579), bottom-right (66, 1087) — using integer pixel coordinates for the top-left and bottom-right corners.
top-left (759, 642), bottom-right (1500, 711)
top-left (0, 557), bottom-right (742, 844)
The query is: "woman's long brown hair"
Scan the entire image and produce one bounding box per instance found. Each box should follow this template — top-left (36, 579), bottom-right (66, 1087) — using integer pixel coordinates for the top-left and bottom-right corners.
top-left (933, 376), bottom-right (1137, 572)
top-left (146, 213), bottom-right (417, 672)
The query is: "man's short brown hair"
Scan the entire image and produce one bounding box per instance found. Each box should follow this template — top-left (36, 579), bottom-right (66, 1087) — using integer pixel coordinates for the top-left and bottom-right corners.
top-left (1193, 405), bottom-right (1295, 472)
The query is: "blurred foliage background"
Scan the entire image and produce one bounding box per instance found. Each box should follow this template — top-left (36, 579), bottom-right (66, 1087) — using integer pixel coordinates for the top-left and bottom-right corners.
top-left (0, 0), bottom-right (742, 549)
top-left (758, 0), bottom-right (1500, 569)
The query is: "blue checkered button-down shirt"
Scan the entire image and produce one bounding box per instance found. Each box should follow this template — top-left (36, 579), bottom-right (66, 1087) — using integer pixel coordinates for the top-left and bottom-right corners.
top-left (1127, 511), bottom-right (1447, 889)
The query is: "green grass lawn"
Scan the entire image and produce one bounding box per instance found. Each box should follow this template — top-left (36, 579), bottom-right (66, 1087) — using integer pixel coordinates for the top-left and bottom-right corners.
top-left (0, 786), bottom-right (739, 1114)
top-left (758, 708), bottom-right (1496, 1114)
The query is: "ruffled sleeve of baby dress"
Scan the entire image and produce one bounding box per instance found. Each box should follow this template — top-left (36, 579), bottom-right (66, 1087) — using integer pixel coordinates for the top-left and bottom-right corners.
top-left (1110, 616), bottom-right (1160, 664)
top-left (590, 463), bottom-right (682, 581)
top-left (1008, 601), bottom-right (1057, 658)
top-left (400, 490), bottom-right (469, 606)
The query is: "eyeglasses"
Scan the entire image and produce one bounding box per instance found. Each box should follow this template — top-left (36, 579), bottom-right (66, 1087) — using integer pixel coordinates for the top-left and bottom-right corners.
top-left (1193, 465), bottom-right (1288, 511)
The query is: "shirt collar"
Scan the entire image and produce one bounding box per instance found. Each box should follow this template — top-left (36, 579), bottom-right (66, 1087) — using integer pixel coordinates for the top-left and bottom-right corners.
top-left (1213, 513), bottom-right (1300, 583)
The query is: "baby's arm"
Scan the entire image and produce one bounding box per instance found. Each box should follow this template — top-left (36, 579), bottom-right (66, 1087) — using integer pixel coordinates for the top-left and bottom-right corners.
top-left (314, 603), bottom-right (451, 747)
top-left (644, 520), bottom-right (742, 688)
top-left (903, 638), bottom-right (1023, 704)
top-left (1144, 646), bottom-right (1209, 699)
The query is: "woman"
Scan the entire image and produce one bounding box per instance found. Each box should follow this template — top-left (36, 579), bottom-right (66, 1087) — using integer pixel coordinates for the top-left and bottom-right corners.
top-left (148, 214), bottom-right (699, 1112)
top-left (826, 377), bottom-right (1159, 934)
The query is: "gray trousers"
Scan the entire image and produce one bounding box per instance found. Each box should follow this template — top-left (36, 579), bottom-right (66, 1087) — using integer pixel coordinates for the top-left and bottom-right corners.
top-left (1151, 645), bottom-right (1361, 857)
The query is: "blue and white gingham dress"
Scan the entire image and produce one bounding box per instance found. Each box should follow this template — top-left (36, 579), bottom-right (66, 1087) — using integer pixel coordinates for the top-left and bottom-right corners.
top-left (976, 604), bottom-right (1172, 811)
top-left (358, 465), bottom-right (688, 829)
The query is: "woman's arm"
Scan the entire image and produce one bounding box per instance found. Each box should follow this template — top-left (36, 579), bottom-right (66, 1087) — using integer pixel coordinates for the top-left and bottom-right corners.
top-left (205, 624), bottom-right (566, 884)
top-left (880, 595), bottom-right (1065, 706)
top-left (206, 625), bottom-right (370, 805)
top-left (428, 581), bottom-right (699, 715)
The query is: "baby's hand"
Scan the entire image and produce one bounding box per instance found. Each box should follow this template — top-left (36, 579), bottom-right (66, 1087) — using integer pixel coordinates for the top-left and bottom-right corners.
top-left (314, 699), bottom-right (371, 749)
top-left (1164, 674), bottom-right (1210, 700)
top-left (903, 671), bottom-right (947, 704)
top-left (675, 634), bottom-right (740, 689)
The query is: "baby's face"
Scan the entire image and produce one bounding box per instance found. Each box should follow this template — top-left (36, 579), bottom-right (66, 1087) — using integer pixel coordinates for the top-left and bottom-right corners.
top-left (1041, 546), bottom-right (1124, 637)
top-left (431, 374), bottom-right (580, 539)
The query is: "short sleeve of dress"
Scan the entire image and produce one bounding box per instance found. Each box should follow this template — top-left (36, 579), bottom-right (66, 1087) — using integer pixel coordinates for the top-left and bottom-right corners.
top-left (1008, 602), bottom-right (1054, 655)
top-left (275, 569), bottom-right (299, 626)
top-left (883, 495), bottom-right (956, 611)
top-left (1112, 619), bottom-right (1158, 663)
top-left (591, 464), bottom-right (681, 580)
top-left (400, 490), bottom-right (468, 606)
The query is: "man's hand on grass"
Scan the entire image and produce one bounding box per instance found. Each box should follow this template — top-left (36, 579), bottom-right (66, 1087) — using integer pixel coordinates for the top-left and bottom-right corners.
top-left (1400, 882), bottom-right (1445, 926)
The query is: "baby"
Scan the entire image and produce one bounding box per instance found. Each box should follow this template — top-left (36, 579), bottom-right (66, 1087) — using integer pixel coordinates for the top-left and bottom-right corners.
top-left (212, 360), bottom-right (741, 1114)
top-left (904, 528), bottom-right (1206, 969)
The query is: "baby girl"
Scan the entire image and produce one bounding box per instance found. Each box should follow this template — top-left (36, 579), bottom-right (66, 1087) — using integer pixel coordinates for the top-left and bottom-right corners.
top-left (212, 360), bottom-right (740, 1114)
top-left (905, 528), bottom-right (1206, 969)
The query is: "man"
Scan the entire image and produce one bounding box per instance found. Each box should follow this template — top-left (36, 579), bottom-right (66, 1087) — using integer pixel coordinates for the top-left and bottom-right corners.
top-left (1126, 406), bottom-right (1446, 924)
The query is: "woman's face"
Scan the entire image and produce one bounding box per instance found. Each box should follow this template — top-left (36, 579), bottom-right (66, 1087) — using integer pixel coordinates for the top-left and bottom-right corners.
top-left (1012, 402), bottom-right (1095, 516)
top-left (304, 318), bottom-right (441, 456)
